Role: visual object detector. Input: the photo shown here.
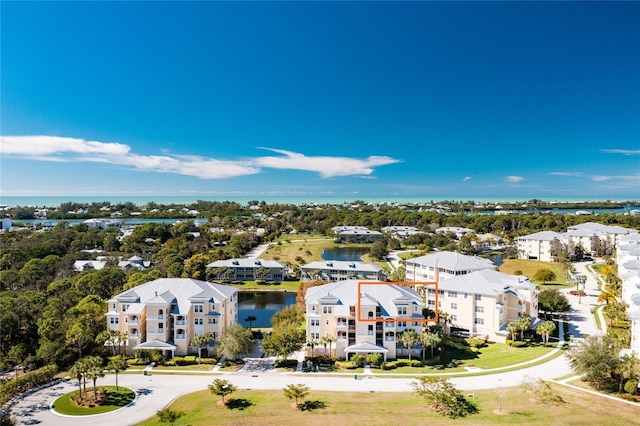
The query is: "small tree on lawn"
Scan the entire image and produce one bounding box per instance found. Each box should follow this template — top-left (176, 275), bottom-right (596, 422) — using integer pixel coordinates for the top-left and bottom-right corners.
top-left (411, 376), bottom-right (477, 418)
top-left (521, 375), bottom-right (556, 402)
top-left (533, 268), bottom-right (556, 285)
top-left (536, 321), bottom-right (556, 346)
top-left (84, 355), bottom-right (105, 401)
top-left (69, 358), bottom-right (88, 399)
top-left (399, 329), bottom-right (419, 360)
top-left (506, 322), bottom-right (518, 341)
top-left (191, 332), bottom-right (216, 363)
top-left (157, 408), bottom-right (185, 426)
top-left (283, 383), bottom-right (309, 409)
top-left (209, 379), bottom-right (237, 405)
top-left (106, 355), bottom-right (128, 390)
top-left (566, 334), bottom-right (620, 390)
top-left (421, 332), bottom-right (441, 359)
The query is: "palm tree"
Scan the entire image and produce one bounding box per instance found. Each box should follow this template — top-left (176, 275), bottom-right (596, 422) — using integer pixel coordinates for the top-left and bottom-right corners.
top-left (517, 315), bottom-right (531, 341)
top-left (106, 355), bottom-right (128, 390)
top-left (420, 332), bottom-right (441, 359)
top-left (506, 322), bottom-right (518, 341)
top-left (438, 311), bottom-right (452, 336)
top-left (283, 383), bottom-right (310, 408)
top-left (191, 332), bottom-right (216, 363)
top-left (605, 300), bottom-right (628, 327)
top-left (209, 379), bottom-right (237, 405)
top-left (69, 358), bottom-right (87, 399)
top-left (615, 354), bottom-right (639, 393)
top-left (244, 315), bottom-right (257, 330)
top-left (535, 320), bottom-right (556, 346)
top-left (321, 335), bottom-right (336, 357)
top-left (399, 329), bottom-right (419, 360)
top-left (306, 340), bottom-right (318, 357)
top-left (83, 355), bottom-right (105, 401)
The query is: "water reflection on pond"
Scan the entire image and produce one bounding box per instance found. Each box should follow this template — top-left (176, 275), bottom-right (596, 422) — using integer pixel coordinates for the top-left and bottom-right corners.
top-left (321, 247), bottom-right (370, 261)
top-left (237, 291), bottom-right (296, 328)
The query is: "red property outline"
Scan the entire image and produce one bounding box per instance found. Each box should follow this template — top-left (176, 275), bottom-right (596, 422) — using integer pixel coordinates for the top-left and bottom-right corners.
top-left (357, 281), bottom-right (438, 323)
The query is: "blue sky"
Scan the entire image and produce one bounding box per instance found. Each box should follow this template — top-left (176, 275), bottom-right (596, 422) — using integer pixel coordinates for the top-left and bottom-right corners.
top-left (1, 1), bottom-right (639, 201)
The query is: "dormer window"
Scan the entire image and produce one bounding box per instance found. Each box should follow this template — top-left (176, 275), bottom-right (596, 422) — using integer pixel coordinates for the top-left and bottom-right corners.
top-left (194, 304), bottom-right (204, 313)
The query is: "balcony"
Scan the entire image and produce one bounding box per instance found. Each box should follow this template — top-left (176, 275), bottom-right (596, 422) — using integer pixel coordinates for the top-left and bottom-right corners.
top-left (129, 333), bottom-right (140, 339)
top-left (175, 333), bottom-right (186, 340)
top-left (336, 321), bottom-right (347, 328)
top-left (128, 320), bottom-right (140, 326)
top-left (175, 320), bottom-right (186, 326)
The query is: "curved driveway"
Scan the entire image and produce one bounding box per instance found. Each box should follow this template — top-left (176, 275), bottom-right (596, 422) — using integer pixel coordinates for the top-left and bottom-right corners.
top-left (11, 262), bottom-right (601, 426)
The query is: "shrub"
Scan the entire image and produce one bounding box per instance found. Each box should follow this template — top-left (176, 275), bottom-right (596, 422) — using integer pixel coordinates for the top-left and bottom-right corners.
top-left (466, 338), bottom-right (486, 348)
top-left (510, 341), bottom-right (528, 348)
top-left (410, 359), bottom-right (422, 367)
top-left (184, 356), bottom-right (197, 365)
top-left (624, 380), bottom-right (638, 395)
top-left (505, 340), bottom-right (513, 346)
top-left (173, 356), bottom-right (186, 366)
top-left (256, 279), bottom-right (267, 285)
top-left (366, 353), bottom-right (383, 367)
top-left (199, 358), bottom-right (217, 365)
top-left (381, 362), bottom-right (397, 370)
top-left (396, 359), bottom-right (410, 367)
top-left (335, 361), bottom-right (358, 369)
top-left (274, 359), bottom-right (298, 368)
top-left (350, 354), bottom-right (365, 367)
top-left (163, 359), bottom-right (176, 366)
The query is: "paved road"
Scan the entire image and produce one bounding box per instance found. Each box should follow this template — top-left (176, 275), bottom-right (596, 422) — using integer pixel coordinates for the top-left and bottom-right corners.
top-left (10, 261), bottom-right (602, 426)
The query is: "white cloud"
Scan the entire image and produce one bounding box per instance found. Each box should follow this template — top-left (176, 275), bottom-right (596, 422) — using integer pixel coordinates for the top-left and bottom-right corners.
top-left (254, 148), bottom-right (401, 178)
top-left (462, 176), bottom-right (471, 182)
top-left (550, 171), bottom-right (639, 183)
top-left (0, 135), bottom-right (400, 180)
top-left (506, 176), bottom-right (525, 183)
top-left (601, 149), bottom-right (640, 156)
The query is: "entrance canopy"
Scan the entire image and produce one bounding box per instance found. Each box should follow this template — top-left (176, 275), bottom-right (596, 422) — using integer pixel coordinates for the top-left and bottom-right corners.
top-left (344, 341), bottom-right (389, 362)
top-left (133, 339), bottom-right (177, 358)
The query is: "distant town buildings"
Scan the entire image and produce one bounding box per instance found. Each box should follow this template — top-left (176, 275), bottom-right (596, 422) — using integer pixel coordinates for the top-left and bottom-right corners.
top-left (106, 278), bottom-right (238, 357)
top-left (206, 258), bottom-right (286, 281)
top-left (331, 226), bottom-right (383, 243)
top-left (301, 260), bottom-right (386, 282)
top-left (517, 222), bottom-right (638, 261)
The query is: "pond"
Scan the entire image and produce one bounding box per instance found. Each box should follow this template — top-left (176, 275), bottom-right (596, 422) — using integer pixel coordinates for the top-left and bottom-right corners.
top-left (237, 291), bottom-right (297, 329)
top-left (322, 247), bottom-right (370, 261)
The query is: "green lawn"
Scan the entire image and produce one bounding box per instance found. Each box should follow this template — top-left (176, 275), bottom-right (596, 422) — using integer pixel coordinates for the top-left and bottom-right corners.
top-left (52, 386), bottom-right (135, 415)
top-left (374, 341), bottom-right (558, 375)
top-left (498, 259), bottom-right (571, 286)
top-left (135, 385), bottom-right (640, 426)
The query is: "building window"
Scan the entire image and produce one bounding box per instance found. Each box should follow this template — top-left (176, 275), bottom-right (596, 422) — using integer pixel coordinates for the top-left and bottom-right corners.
top-left (475, 294), bottom-right (482, 301)
top-left (323, 306), bottom-right (332, 314)
top-left (326, 319), bottom-right (330, 325)
top-left (311, 333), bottom-right (320, 340)
top-left (208, 318), bottom-right (217, 324)
top-left (451, 314), bottom-right (458, 321)
top-left (195, 318), bottom-right (203, 325)
top-left (398, 321), bottom-right (407, 327)
top-left (474, 318), bottom-right (484, 325)
top-left (448, 291), bottom-right (458, 298)
top-left (475, 306), bottom-right (485, 313)
top-left (121, 304), bottom-right (129, 312)
top-left (110, 317), bottom-right (118, 324)
top-left (428, 300), bottom-right (435, 306)
top-left (310, 319), bottom-right (320, 327)
top-left (451, 303), bottom-right (457, 310)
top-left (398, 306), bottom-right (407, 315)
top-left (194, 304), bottom-right (204, 313)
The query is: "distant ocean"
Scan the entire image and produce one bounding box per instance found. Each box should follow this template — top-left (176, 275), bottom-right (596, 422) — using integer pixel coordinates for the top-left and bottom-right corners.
top-left (0, 195), bottom-right (638, 208)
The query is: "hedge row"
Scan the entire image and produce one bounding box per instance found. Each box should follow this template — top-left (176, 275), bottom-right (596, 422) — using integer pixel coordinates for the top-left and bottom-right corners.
top-left (0, 365), bottom-right (58, 405)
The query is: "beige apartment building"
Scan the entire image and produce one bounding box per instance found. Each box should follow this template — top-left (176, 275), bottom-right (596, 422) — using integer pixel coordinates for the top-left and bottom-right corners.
top-left (301, 260), bottom-right (386, 282)
top-left (424, 269), bottom-right (539, 342)
top-left (106, 278), bottom-right (238, 357)
top-left (405, 251), bottom-right (495, 282)
top-left (305, 279), bottom-right (425, 361)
